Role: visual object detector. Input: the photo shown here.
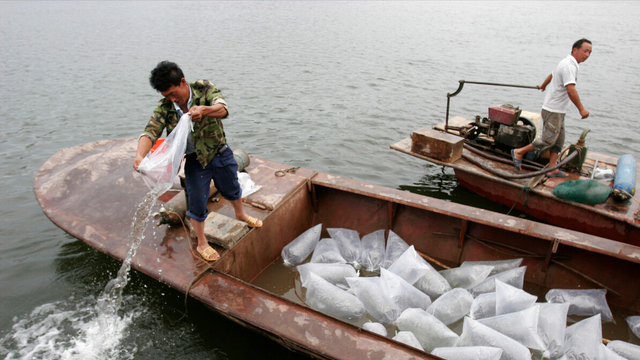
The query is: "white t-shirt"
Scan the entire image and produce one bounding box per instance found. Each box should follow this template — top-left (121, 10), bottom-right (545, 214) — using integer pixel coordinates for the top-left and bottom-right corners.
top-left (542, 55), bottom-right (579, 114)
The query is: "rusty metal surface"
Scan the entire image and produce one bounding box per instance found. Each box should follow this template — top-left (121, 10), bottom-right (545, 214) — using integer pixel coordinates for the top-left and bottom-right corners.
top-left (391, 136), bottom-right (640, 244)
top-left (35, 139), bottom-right (640, 358)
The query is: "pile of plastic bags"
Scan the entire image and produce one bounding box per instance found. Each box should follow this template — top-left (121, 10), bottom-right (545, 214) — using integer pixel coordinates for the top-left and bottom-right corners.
top-left (280, 224), bottom-right (640, 360)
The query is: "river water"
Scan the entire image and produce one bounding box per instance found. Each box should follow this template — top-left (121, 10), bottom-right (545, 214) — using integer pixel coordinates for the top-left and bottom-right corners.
top-left (2, 1), bottom-right (640, 359)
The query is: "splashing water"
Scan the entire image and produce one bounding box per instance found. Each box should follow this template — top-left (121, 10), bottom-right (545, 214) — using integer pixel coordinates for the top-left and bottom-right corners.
top-left (1, 190), bottom-right (160, 360)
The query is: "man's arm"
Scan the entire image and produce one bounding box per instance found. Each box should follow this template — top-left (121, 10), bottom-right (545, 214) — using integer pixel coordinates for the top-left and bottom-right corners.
top-left (537, 74), bottom-right (552, 91)
top-left (566, 84), bottom-right (589, 119)
top-left (133, 135), bottom-right (153, 171)
top-left (187, 104), bottom-right (228, 122)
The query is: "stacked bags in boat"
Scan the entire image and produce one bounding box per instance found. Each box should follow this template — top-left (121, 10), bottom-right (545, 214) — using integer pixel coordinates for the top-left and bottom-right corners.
top-left (281, 224), bottom-right (640, 360)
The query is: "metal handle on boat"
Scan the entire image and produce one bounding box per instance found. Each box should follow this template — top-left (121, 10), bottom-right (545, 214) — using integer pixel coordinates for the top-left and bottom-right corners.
top-left (445, 80), bottom-right (539, 133)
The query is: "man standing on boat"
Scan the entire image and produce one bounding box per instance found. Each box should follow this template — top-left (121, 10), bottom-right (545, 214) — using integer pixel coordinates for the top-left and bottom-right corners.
top-left (133, 61), bottom-right (263, 262)
top-left (511, 38), bottom-right (592, 177)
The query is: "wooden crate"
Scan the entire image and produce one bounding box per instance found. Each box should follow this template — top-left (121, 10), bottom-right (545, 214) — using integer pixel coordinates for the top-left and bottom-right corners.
top-left (411, 128), bottom-right (464, 162)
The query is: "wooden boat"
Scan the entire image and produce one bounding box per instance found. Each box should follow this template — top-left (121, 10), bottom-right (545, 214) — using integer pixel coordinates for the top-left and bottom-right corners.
top-left (391, 81), bottom-right (640, 245)
top-left (34, 139), bottom-right (640, 359)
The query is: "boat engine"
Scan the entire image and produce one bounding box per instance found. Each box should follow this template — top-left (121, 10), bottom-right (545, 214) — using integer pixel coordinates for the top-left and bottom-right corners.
top-left (460, 104), bottom-right (536, 150)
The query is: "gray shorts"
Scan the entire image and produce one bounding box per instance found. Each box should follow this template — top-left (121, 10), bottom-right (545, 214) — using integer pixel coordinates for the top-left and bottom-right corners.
top-left (532, 109), bottom-right (565, 154)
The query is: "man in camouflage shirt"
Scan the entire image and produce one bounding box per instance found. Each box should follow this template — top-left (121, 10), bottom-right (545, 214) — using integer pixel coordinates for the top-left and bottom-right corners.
top-left (133, 61), bottom-right (262, 262)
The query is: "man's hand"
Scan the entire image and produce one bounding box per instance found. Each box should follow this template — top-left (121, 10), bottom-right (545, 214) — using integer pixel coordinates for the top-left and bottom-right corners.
top-left (580, 108), bottom-right (590, 119)
top-left (188, 105), bottom-right (206, 122)
top-left (536, 84), bottom-right (547, 91)
top-left (133, 155), bottom-right (143, 171)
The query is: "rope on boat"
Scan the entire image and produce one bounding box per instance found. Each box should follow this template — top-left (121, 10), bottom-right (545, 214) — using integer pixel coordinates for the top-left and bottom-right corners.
top-left (506, 186), bottom-right (531, 215)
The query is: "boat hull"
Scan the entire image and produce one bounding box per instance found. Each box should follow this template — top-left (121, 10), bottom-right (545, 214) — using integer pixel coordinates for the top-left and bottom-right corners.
top-left (35, 139), bottom-right (640, 358)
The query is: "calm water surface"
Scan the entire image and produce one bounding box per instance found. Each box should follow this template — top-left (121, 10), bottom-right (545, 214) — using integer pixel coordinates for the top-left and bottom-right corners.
top-left (2, 1), bottom-right (640, 359)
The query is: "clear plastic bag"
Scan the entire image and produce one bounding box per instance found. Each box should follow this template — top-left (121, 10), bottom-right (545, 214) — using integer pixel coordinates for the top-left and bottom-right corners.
top-left (457, 317), bottom-right (532, 360)
top-left (607, 340), bottom-right (640, 360)
top-left (477, 305), bottom-right (546, 351)
top-left (380, 268), bottom-right (432, 312)
top-left (468, 266), bottom-right (527, 297)
top-left (382, 230), bottom-right (409, 269)
top-left (414, 268), bottom-right (452, 300)
top-left (431, 346), bottom-right (503, 360)
top-left (470, 292), bottom-right (496, 320)
top-left (393, 331), bottom-right (424, 351)
top-left (360, 229), bottom-right (386, 271)
top-left (495, 279), bottom-right (537, 315)
top-left (555, 314), bottom-right (601, 360)
top-left (362, 322), bottom-right (387, 336)
top-left (426, 288), bottom-right (474, 325)
top-left (461, 258), bottom-right (523, 276)
top-left (310, 238), bottom-right (346, 264)
top-left (626, 315), bottom-right (640, 339)
top-left (600, 343), bottom-right (628, 360)
top-left (297, 263), bottom-right (356, 290)
top-left (439, 265), bottom-right (494, 289)
top-left (545, 288), bottom-right (614, 323)
top-left (281, 224), bottom-right (322, 266)
top-left (305, 272), bottom-right (365, 321)
top-left (395, 308), bottom-right (459, 353)
top-left (327, 228), bottom-right (362, 268)
top-left (138, 113), bottom-right (192, 193)
top-left (387, 245), bottom-right (431, 285)
top-left (537, 302), bottom-right (570, 357)
top-left (345, 276), bottom-right (401, 323)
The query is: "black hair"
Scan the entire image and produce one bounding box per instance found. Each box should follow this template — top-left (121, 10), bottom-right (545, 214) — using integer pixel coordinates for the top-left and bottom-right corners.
top-left (149, 61), bottom-right (184, 92)
top-left (572, 38), bottom-right (592, 51)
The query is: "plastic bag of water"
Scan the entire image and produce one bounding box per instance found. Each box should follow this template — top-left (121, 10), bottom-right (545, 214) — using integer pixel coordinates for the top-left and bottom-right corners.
top-left (495, 279), bottom-right (537, 315)
top-left (545, 288), bottom-right (614, 323)
top-left (387, 246), bottom-right (432, 285)
top-left (554, 314), bottom-right (601, 360)
top-left (431, 346), bottom-right (503, 360)
top-left (414, 269), bottom-right (453, 300)
top-left (305, 272), bottom-right (365, 321)
top-left (468, 266), bottom-right (526, 297)
top-left (461, 258), bottom-right (523, 276)
top-left (426, 288), bottom-right (474, 325)
top-left (477, 305), bottom-right (546, 351)
top-left (599, 343), bottom-right (628, 360)
top-left (392, 331), bottom-right (424, 351)
top-left (470, 292), bottom-right (496, 320)
top-left (395, 308), bottom-right (459, 353)
top-left (381, 230), bottom-right (409, 269)
top-left (327, 228), bottom-right (362, 268)
top-left (360, 229), bottom-right (385, 271)
top-left (297, 263), bottom-right (356, 290)
top-left (310, 238), bottom-right (346, 264)
top-left (439, 265), bottom-right (493, 289)
top-left (537, 302), bottom-right (570, 357)
top-left (380, 268), bottom-right (431, 312)
top-left (607, 340), bottom-right (640, 359)
top-left (137, 114), bottom-right (192, 193)
top-left (626, 315), bottom-right (640, 339)
top-left (457, 317), bottom-right (531, 360)
top-left (345, 276), bottom-right (401, 323)
top-left (281, 223), bottom-right (322, 266)
top-left (362, 322), bottom-right (387, 336)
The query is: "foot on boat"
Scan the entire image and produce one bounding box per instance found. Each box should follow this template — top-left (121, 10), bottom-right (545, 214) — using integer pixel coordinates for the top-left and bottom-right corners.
top-left (511, 149), bottom-right (522, 171)
top-left (244, 216), bottom-right (263, 228)
top-left (197, 245), bottom-right (220, 262)
top-left (546, 170), bottom-right (568, 178)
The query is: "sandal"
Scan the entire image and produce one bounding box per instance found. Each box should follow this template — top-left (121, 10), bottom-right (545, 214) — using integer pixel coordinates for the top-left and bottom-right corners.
top-left (546, 170), bottom-right (568, 178)
top-left (197, 245), bottom-right (220, 262)
top-left (511, 149), bottom-right (522, 171)
top-left (245, 216), bottom-right (263, 228)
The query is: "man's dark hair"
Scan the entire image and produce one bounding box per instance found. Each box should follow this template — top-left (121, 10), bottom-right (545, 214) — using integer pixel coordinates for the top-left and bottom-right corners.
top-left (572, 38), bottom-right (592, 51)
top-left (149, 61), bottom-right (184, 92)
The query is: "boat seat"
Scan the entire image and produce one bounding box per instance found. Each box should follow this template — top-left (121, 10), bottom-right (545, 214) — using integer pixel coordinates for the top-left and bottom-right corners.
top-left (191, 212), bottom-right (250, 249)
top-left (241, 157), bottom-right (316, 211)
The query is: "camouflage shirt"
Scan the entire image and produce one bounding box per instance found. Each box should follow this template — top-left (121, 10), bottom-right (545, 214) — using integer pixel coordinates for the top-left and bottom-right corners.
top-left (141, 80), bottom-right (229, 168)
